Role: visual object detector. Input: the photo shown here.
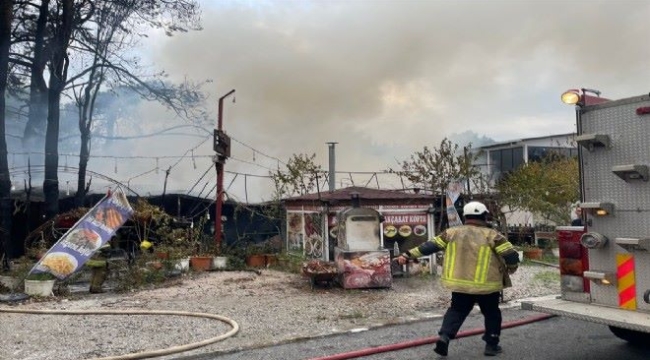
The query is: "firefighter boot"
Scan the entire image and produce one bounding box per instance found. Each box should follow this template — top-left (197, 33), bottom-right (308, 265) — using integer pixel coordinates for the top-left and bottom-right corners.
top-left (434, 334), bottom-right (449, 356)
top-left (89, 266), bottom-right (108, 294)
top-left (484, 344), bottom-right (502, 356)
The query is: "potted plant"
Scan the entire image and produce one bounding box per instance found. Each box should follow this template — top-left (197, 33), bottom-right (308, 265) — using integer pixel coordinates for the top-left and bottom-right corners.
top-left (245, 243), bottom-right (267, 268)
top-left (153, 217), bottom-right (194, 273)
top-left (521, 244), bottom-right (543, 260)
top-left (0, 257), bottom-right (32, 291)
top-left (187, 234), bottom-right (214, 272)
top-left (211, 252), bottom-right (229, 270)
top-left (24, 272), bottom-right (57, 297)
top-left (182, 215), bottom-right (215, 272)
top-left (189, 255), bottom-right (212, 271)
top-left (165, 245), bottom-right (191, 273)
top-left (262, 236), bottom-right (283, 267)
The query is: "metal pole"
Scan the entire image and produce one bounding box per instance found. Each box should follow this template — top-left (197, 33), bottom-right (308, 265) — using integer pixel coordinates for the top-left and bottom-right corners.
top-left (464, 146), bottom-right (472, 198)
top-left (215, 89), bottom-right (235, 254)
top-left (327, 142), bottom-right (337, 191)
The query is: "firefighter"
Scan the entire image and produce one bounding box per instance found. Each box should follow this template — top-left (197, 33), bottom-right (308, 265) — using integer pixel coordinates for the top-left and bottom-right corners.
top-left (396, 201), bottom-right (520, 357)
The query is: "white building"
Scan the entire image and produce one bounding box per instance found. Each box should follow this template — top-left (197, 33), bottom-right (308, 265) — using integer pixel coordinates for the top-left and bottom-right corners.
top-left (473, 133), bottom-right (578, 226)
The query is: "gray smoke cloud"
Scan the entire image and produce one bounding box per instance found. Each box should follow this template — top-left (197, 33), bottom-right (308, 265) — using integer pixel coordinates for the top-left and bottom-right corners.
top-left (79, 0), bottom-right (649, 202)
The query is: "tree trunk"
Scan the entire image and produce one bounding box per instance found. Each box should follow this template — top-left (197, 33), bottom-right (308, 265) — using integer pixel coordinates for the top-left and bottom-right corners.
top-left (43, 0), bottom-right (74, 219)
top-left (0, 0), bottom-right (15, 263)
top-left (43, 87), bottom-right (61, 218)
top-left (23, 0), bottom-right (50, 151)
top-left (75, 128), bottom-right (90, 207)
top-left (75, 56), bottom-right (101, 207)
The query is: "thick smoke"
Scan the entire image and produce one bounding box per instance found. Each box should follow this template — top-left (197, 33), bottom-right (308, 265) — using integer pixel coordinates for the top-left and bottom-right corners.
top-left (13, 1), bottom-right (647, 203)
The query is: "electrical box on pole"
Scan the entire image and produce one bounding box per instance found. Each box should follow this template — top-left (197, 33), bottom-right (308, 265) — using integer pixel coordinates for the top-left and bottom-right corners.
top-left (213, 129), bottom-right (231, 159)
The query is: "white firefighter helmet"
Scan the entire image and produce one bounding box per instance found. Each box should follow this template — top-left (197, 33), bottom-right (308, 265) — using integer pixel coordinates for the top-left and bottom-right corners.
top-left (463, 201), bottom-right (489, 216)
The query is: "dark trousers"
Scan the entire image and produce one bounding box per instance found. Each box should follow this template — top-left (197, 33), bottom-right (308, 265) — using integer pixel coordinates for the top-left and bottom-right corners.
top-left (439, 291), bottom-right (502, 345)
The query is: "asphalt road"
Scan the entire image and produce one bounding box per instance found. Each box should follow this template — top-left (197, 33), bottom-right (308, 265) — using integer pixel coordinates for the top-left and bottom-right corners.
top-left (181, 308), bottom-right (650, 360)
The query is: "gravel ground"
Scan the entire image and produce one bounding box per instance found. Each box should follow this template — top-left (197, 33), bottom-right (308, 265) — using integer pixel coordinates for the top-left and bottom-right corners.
top-left (0, 263), bottom-right (560, 360)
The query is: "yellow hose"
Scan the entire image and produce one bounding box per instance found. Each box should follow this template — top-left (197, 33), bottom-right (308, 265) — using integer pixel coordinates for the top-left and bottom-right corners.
top-left (0, 308), bottom-right (239, 360)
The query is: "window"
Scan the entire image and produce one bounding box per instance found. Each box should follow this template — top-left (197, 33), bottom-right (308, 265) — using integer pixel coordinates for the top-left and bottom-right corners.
top-left (513, 148), bottom-right (524, 168)
top-left (489, 147), bottom-right (524, 174)
top-left (502, 148), bottom-right (514, 173)
top-left (528, 146), bottom-right (548, 162)
top-left (491, 150), bottom-right (501, 171)
top-left (528, 146), bottom-right (578, 162)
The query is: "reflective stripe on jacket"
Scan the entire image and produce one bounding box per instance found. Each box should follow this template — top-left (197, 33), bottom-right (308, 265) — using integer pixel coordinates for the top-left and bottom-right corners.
top-left (408, 221), bottom-right (517, 294)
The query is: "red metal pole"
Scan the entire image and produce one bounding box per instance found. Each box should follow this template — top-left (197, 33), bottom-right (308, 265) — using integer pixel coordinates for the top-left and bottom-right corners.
top-left (215, 89), bottom-right (235, 254)
top-left (215, 161), bottom-right (224, 254)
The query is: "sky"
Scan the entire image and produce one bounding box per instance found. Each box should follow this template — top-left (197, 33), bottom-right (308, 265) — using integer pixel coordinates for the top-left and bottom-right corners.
top-left (22, 0), bottom-right (649, 205)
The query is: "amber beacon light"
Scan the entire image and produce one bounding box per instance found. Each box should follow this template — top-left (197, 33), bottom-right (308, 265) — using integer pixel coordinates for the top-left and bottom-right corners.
top-left (561, 89), bottom-right (582, 105)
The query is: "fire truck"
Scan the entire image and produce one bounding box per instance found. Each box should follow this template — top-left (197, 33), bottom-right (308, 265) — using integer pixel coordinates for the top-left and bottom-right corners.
top-left (522, 91), bottom-right (650, 344)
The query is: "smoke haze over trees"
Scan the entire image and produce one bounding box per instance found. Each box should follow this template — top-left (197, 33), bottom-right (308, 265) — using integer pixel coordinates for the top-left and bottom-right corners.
top-left (1, 0), bottom-right (207, 260)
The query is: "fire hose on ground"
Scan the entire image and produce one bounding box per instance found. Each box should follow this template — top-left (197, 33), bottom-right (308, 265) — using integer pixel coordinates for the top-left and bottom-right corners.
top-left (308, 313), bottom-right (556, 360)
top-left (0, 307), bottom-right (239, 360)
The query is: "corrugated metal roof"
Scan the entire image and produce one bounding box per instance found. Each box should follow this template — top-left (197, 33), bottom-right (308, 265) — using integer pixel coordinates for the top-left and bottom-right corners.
top-left (477, 132), bottom-right (576, 150)
top-left (283, 186), bottom-right (436, 202)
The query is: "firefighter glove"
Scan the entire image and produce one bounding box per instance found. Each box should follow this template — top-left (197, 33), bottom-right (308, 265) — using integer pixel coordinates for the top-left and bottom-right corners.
top-left (507, 264), bottom-right (518, 274)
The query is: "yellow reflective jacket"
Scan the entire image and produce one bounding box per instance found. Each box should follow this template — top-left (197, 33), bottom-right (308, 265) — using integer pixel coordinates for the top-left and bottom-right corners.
top-left (407, 221), bottom-right (517, 294)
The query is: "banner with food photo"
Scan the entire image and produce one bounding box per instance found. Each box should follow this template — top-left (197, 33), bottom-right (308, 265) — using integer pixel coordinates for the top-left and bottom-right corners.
top-left (29, 189), bottom-right (134, 280)
top-left (446, 180), bottom-right (464, 227)
top-left (382, 213), bottom-right (429, 253)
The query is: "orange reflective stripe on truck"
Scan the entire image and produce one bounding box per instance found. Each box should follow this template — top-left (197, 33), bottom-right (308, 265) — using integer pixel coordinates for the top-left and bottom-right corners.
top-left (616, 253), bottom-right (636, 310)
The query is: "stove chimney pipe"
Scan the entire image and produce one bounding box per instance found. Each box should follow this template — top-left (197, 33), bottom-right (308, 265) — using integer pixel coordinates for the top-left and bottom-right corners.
top-left (327, 142), bottom-right (337, 192)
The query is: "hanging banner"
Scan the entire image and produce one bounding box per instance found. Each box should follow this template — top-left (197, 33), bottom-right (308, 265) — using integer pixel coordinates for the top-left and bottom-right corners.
top-left (446, 180), bottom-right (464, 227)
top-left (29, 189), bottom-right (134, 280)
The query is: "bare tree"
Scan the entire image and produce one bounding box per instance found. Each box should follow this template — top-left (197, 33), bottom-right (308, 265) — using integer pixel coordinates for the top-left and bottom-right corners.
top-left (70, 2), bottom-right (130, 206)
top-left (391, 138), bottom-right (482, 231)
top-left (42, 0), bottom-right (76, 219)
top-left (66, 0), bottom-right (206, 206)
top-left (21, 0), bottom-right (50, 150)
top-left (6, 0), bottom-right (203, 220)
top-left (0, 0), bottom-right (15, 263)
top-left (270, 153), bottom-right (324, 199)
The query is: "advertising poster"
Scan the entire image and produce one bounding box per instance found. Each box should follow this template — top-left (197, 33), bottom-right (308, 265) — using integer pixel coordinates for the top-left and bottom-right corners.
top-left (382, 213), bottom-right (429, 253)
top-left (287, 213), bottom-right (303, 251)
top-left (335, 248), bottom-right (392, 289)
top-left (446, 180), bottom-right (464, 227)
top-left (303, 213), bottom-right (324, 259)
top-left (29, 189), bottom-right (134, 280)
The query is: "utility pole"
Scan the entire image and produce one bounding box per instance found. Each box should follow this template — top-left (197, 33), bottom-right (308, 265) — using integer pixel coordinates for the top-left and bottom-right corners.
top-left (464, 146), bottom-right (472, 198)
top-left (327, 142), bottom-right (337, 192)
top-left (214, 89), bottom-right (235, 254)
